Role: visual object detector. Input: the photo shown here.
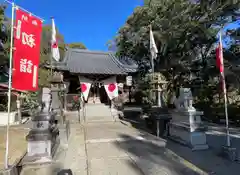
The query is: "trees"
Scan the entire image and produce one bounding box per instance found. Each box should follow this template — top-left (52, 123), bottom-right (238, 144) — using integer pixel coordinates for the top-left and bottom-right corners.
top-left (116, 0), bottom-right (240, 85)
top-left (116, 0), bottom-right (239, 73)
top-left (39, 29), bottom-right (87, 86)
top-left (115, 0), bottom-right (240, 120)
top-left (0, 5), bottom-right (10, 65)
top-left (39, 25), bottom-right (66, 87)
top-left (67, 42), bottom-right (86, 49)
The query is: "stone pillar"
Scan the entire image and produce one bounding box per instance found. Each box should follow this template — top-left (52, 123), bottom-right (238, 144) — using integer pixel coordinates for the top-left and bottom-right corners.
top-left (187, 111), bottom-right (209, 150)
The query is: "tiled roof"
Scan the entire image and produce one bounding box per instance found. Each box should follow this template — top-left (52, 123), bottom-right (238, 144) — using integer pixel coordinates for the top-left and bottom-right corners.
top-left (51, 49), bottom-right (137, 75)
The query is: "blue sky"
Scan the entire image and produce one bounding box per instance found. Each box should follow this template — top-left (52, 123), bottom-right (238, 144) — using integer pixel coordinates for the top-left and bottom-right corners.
top-left (4, 0), bottom-right (142, 51)
top-left (221, 20), bottom-right (240, 48)
top-left (3, 0), bottom-right (239, 50)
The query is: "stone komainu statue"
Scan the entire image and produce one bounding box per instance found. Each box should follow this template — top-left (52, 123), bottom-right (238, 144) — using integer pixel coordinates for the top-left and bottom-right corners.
top-left (174, 88), bottom-right (195, 111)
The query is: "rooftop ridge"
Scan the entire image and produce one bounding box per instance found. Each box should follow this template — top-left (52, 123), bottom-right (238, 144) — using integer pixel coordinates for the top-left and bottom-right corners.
top-left (68, 48), bottom-right (113, 55)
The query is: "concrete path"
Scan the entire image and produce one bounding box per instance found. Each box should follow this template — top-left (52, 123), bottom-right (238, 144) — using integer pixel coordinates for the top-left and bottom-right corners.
top-left (61, 121), bottom-right (200, 175)
top-left (62, 124), bottom-right (87, 174)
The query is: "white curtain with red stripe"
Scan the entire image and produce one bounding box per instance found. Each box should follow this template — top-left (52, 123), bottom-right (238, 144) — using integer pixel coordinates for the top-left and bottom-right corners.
top-left (103, 76), bottom-right (118, 100)
top-left (79, 76), bottom-right (92, 101)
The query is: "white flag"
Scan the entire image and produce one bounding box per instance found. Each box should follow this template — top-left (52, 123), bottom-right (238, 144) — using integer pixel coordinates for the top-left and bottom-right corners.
top-left (51, 18), bottom-right (60, 62)
top-left (150, 25), bottom-right (158, 60)
top-left (79, 76), bottom-right (92, 101)
top-left (103, 76), bottom-right (118, 100)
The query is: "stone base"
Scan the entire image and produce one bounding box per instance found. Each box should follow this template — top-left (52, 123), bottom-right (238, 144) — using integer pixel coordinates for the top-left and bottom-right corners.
top-left (192, 144), bottom-right (209, 151)
top-left (169, 123), bottom-right (209, 151)
top-left (20, 161), bottom-right (61, 175)
top-left (221, 146), bottom-right (238, 161)
top-left (20, 155), bottom-right (53, 166)
top-left (190, 131), bottom-right (209, 151)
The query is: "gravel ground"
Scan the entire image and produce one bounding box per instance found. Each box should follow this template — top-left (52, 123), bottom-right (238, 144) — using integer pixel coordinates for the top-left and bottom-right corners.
top-left (0, 126), bottom-right (29, 169)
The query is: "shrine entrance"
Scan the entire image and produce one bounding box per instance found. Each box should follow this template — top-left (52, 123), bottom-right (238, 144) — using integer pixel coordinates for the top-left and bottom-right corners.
top-left (88, 81), bottom-right (109, 104)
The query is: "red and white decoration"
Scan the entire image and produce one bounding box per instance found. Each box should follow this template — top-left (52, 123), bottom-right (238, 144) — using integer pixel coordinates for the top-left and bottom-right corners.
top-left (51, 18), bottom-right (60, 61)
top-left (216, 33), bottom-right (226, 93)
top-left (79, 76), bottom-right (92, 101)
top-left (103, 76), bottom-right (118, 100)
top-left (216, 34), bottom-right (224, 73)
top-left (12, 8), bottom-right (42, 91)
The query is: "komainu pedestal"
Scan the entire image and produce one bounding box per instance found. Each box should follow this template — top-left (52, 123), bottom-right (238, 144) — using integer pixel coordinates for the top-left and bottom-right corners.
top-left (172, 88), bottom-right (209, 151)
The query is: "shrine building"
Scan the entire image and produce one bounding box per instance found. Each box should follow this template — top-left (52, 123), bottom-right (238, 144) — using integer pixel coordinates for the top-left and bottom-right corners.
top-left (50, 48), bottom-right (137, 105)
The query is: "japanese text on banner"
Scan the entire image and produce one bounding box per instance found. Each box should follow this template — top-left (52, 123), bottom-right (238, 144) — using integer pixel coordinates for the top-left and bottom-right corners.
top-left (12, 8), bottom-right (42, 91)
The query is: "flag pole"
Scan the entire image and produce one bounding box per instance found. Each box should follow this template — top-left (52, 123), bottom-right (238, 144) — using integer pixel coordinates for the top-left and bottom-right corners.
top-left (150, 25), bottom-right (155, 74)
top-left (219, 31), bottom-right (231, 147)
top-left (50, 17), bottom-right (53, 76)
top-left (4, 0), bottom-right (44, 22)
top-left (223, 74), bottom-right (230, 147)
top-left (5, 1), bottom-right (15, 169)
top-left (150, 24), bottom-right (159, 106)
top-left (149, 25), bottom-right (155, 104)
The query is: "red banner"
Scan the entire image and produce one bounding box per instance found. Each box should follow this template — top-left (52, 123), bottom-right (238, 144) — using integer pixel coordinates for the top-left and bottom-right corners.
top-left (12, 8), bottom-right (42, 91)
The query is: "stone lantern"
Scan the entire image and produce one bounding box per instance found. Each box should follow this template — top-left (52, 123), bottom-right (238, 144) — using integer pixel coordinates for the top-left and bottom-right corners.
top-left (49, 72), bottom-right (66, 124)
top-left (22, 109), bottom-right (59, 164)
top-left (49, 72), bottom-right (70, 148)
top-left (151, 72), bottom-right (168, 107)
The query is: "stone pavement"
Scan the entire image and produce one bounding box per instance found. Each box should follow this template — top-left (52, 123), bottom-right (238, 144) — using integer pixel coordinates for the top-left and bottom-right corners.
top-left (166, 139), bottom-right (240, 175)
top-left (59, 124), bottom-right (87, 174)
top-left (59, 122), bottom-right (200, 175)
top-left (117, 106), bottom-right (240, 175)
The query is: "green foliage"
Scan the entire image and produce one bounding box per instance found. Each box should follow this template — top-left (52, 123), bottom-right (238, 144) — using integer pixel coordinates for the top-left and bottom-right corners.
top-left (39, 25), bottom-right (66, 87)
top-left (115, 0), bottom-right (240, 122)
top-left (40, 25), bottom-right (66, 63)
top-left (116, 0), bottom-right (239, 73)
top-left (134, 74), bottom-right (154, 105)
top-left (67, 42), bottom-right (86, 49)
top-left (21, 91), bottom-right (40, 112)
top-left (0, 5), bottom-right (10, 65)
top-left (116, 0), bottom-right (240, 86)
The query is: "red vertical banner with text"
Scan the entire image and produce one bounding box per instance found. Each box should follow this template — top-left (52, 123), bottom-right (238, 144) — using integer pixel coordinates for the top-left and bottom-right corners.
top-left (12, 8), bottom-right (42, 91)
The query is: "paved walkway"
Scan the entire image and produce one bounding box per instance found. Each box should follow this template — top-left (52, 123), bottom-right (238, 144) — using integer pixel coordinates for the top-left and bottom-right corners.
top-left (120, 107), bottom-right (240, 175)
top-left (60, 122), bottom-right (199, 175)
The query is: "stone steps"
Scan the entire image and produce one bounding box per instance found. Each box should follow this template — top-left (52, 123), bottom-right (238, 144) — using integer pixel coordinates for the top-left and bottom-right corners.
top-left (65, 104), bottom-right (120, 123)
top-left (84, 104), bottom-right (114, 122)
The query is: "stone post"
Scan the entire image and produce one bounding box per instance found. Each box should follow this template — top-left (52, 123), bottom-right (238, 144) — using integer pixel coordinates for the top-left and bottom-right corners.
top-left (188, 111), bottom-right (209, 150)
